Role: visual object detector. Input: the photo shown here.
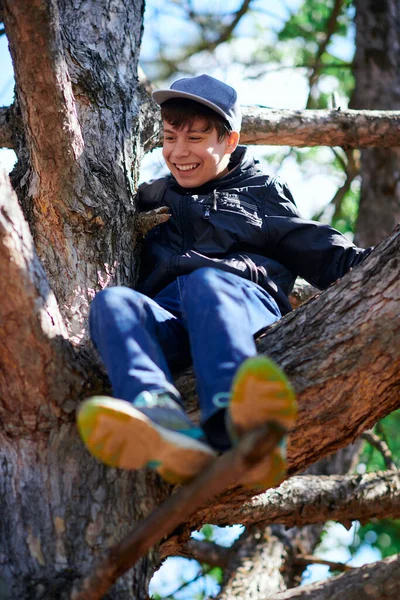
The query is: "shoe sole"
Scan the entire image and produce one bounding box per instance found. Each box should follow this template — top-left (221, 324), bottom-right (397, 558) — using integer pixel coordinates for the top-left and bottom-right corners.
top-left (77, 397), bottom-right (216, 484)
top-left (229, 356), bottom-right (297, 490)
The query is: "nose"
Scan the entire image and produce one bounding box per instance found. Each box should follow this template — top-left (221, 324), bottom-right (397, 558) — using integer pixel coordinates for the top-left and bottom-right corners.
top-left (171, 138), bottom-right (190, 159)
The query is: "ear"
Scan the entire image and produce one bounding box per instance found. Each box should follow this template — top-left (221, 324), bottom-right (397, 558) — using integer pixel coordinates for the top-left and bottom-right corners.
top-left (225, 130), bottom-right (240, 154)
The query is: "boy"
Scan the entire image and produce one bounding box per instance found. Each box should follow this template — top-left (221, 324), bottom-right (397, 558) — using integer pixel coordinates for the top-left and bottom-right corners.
top-left (77, 75), bottom-right (371, 489)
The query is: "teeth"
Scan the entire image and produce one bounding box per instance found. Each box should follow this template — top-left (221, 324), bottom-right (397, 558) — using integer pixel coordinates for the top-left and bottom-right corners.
top-left (175, 164), bottom-right (198, 171)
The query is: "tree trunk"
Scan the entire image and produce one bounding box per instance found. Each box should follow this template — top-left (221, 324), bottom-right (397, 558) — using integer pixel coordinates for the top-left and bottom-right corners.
top-left (351, 0), bottom-right (400, 247)
top-left (0, 2), bottom-right (167, 598)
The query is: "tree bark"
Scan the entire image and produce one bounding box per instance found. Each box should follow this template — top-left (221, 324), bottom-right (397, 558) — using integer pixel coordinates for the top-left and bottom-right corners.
top-left (5, 104), bottom-right (400, 154)
top-left (351, 0), bottom-right (400, 247)
top-left (241, 108), bottom-right (400, 149)
top-left (161, 469), bottom-right (400, 551)
top-left (3, 0), bottom-right (144, 340)
top-left (267, 553), bottom-right (400, 600)
top-left (0, 106), bottom-right (14, 149)
top-left (0, 2), bottom-right (168, 598)
top-left (141, 107), bottom-right (400, 153)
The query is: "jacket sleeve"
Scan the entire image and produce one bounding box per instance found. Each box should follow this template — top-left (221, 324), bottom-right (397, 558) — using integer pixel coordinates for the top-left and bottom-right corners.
top-left (137, 177), bottom-right (170, 211)
top-left (265, 215), bottom-right (373, 289)
top-left (264, 177), bottom-right (301, 218)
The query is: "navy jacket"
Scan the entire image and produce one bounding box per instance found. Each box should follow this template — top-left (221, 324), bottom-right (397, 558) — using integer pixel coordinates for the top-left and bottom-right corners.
top-left (137, 146), bottom-right (372, 314)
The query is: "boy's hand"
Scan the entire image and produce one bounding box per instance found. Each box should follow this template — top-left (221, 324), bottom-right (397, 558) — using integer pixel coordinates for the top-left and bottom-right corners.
top-left (136, 206), bottom-right (171, 237)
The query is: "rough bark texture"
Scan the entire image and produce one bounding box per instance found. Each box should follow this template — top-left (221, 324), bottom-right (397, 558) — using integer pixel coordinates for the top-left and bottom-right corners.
top-left (0, 2), bottom-right (171, 598)
top-left (3, 0), bottom-right (143, 341)
top-left (267, 553), bottom-right (400, 600)
top-left (160, 469), bottom-right (400, 548)
top-left (5, 104), bottom-right (400, 154)
top-left (0, 171), bottom-right (82, 433)
top-left (142, 107), bottom-right (400, 153)
top-left (0, 172), bottom-right (168, 598)
top-left (213, 442), bottom-right (363, 600)
top-left (351, 0), bottom-right (400, 247)
top-left (240, 108), bottom-right (400, 149)
top-left (0, 106), bottom-right (14, 149)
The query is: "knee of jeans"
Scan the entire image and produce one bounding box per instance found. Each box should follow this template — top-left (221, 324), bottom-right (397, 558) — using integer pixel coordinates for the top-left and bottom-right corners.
top-left (181, 268), bottom-right (223, 312)
top-left (90, 286), bottom-right (141, 320)
top-left (185, 267), bottom-right (222, 290)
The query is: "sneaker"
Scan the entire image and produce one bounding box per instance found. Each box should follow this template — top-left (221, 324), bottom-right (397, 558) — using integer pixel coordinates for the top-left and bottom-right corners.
top-left (76, 391), bottom-right (216, 484)
top-left (227, 356), bottom-right (297, 490)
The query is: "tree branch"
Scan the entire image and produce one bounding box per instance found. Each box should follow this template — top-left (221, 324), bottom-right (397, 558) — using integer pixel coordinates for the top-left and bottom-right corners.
top-left (3, 0), bottom-right (84, 186)
top-left (0, 171), bottom-right (95, 433)
top-left (144, 107), bottom-right (400, 152)
top-left (149, 0), bottom-right (253, 79)
top-left (268, 553), bottom-right (400, 600)
top-left (206, 0), bottom-right (253, 52)
top-left (160, 469), bottom-right (400, 556)
top-left (0, 105), bottom-right (14, 149)
top-left (362, 431), bottom-right (397, 470)
top-left (71, 424), bottom-right (286, 599)
top-left (295, 554), bottom-right (353, 573)
top-left (170, 538), bottom-right (231, 568)
top-left (240, 107), bottom-right (400, 149)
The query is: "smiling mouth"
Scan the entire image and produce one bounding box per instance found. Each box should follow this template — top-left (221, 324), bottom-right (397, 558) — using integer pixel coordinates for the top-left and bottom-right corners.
top-left (174, 163), bottom-right (200, 172)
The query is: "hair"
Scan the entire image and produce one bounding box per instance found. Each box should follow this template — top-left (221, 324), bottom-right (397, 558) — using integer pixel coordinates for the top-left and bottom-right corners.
top-left (160, 98), bottom-right (232, 141)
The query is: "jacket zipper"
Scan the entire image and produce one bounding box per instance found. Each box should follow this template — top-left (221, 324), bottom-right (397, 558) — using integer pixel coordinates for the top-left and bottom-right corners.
top-left (180, 193), bottom-right (189, 251)
top-left (203, 190), bottom-right (218, 220)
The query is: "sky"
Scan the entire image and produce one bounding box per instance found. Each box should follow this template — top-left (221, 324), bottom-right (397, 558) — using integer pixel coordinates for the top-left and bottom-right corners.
top-left (0, 2), bottom-right (380, 598)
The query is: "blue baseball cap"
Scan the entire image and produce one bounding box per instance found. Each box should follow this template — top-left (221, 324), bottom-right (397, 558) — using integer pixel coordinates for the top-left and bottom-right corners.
top-left (152, 74), bottom-right (242, 132)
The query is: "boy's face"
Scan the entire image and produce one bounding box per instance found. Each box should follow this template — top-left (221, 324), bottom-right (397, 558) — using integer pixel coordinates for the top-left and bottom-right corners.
top-left (162, 118), bottom-right (239, 188)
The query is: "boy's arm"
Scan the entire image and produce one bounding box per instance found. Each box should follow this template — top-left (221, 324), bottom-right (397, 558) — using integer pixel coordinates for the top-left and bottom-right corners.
top-left (137, 177), bottom-right (170, 211)
top-left (266, 215), bottom-right (373, 290)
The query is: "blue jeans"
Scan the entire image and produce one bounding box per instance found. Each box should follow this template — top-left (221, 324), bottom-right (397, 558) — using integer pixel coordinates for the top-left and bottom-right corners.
top-left (89, 268), bottom-right (281, 448)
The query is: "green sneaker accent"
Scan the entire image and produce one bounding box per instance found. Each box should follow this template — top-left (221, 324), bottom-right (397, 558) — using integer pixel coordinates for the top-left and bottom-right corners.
top-left (77, 395), bottom-right (216, 484)
top-left (227, 356), bottom-right (297, 490)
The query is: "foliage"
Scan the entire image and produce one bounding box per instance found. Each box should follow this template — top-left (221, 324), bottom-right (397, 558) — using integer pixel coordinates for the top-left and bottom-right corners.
top-left (348, 411), bottom-right (400, 560)
top-left (313, 411), bottom-right (400, 572)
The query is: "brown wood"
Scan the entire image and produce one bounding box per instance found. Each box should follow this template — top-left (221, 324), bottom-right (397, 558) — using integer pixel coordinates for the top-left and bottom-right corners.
top-left (161, 469), bottom-right (400, 554)
top-left (0, 106), bottom-right (14, 149)
top-left (267, 553), bottom-right (400, 600)
top-left (71, 425), bottom-right (285, 600)
top-left (352, 0), bottom-right (400, 248)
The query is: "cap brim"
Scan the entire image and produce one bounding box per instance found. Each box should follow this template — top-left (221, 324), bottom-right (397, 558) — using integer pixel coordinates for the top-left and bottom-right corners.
top-left (152, 89), bottom-right (229, 123)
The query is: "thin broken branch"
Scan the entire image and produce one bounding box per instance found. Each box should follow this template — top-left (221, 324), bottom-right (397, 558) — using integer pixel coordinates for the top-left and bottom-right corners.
top-left (135, 206), bottom-right (171, 238)
top-left (295, 553), bottom-right (353, 573)
top-left (71, 423), bottom-right (286, 600)
top-left (362, 431), bottom-right (397, 470)
top-left (169, 539), bottom-right (231, 568)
